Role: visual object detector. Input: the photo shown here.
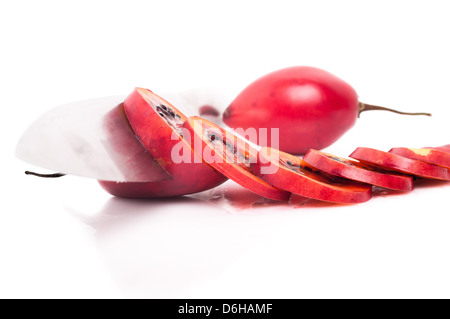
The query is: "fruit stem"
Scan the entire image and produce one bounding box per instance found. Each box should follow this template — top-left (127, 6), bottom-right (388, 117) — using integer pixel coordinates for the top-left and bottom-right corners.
top-left (25, 171), bottom-right (65, 178)
top-left (358, 102), bottom-right (432, 118)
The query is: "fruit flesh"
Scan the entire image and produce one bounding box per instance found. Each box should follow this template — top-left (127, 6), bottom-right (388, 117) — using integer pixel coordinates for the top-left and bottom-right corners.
top-left (252, 147), bottom-right (372, 204)
top-left (223, 66), bottom-right (359, 154)
top-left (303, 149), bottom-right (413, 191)
top-left (350, 147), bottom-right (450, 181)
top-left (100, 88), bottom-right (227, 198)
top-left (183, 116), bottom-right (290, 201)
top-left (124, 88), bottom-right (227, 182)
top-left (389, 147), bottom-right (450, 169)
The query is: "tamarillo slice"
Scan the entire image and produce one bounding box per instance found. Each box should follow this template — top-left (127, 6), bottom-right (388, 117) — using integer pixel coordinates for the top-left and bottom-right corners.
top-left (389, 147), bottom-right (450, 169)
top-left (350, 147), bottom-right (450, 181)
top-left (303, 149), bottom-right (413, 191)
top-left (251, 147), bottom-right (372, 204)
top-left (424, 145), bottom-right (450, 155)
top-left (183, 117), bottom-right (291, 201)
top-left (100, 88), bottom-right (227, 198)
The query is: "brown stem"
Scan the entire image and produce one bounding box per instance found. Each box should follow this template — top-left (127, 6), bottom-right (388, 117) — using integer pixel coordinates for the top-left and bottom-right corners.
top-left (25, 171), bottom-right (65, 178)
top-left (358, 102), bottom-right (432, 118)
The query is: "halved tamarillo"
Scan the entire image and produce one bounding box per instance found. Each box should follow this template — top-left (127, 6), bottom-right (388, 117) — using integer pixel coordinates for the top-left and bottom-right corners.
top-left (350, 147), bottom-right (450, 181)
top-left (303, 149), bottom-right (413, 191)
top-left (101, 88), bottom-right (227, 198)
top-left (252, 147), bottom-right (372, 204)
top-left (389, 147), bottom-right (450, 169)
top-left (183, 116), bottom-right (291, 201)
top-left (223, 66), bottom-right (431, 154)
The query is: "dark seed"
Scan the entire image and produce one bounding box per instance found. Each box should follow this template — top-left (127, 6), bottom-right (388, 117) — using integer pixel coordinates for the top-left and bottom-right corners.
top-left (158, 113), bottom-right (165, 117)
top-left (210, 135), bottom-right (216, 141)
top-left (161, 104), bottom-right (167, 111)
top-left (156, 106), bottom-right (162, 112)
top-left (169, 111), bottom-right (175, 117)
top-left (303, 165), bottom-right (313, 173)
top-left (175, 114), bottom-right (181, 119)
top-left (286, 161), bottom-right (293, 166)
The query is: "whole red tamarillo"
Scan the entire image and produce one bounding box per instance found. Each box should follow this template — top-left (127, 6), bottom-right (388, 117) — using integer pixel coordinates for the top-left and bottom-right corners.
top-left (223, 66), bottom-right (430, 154)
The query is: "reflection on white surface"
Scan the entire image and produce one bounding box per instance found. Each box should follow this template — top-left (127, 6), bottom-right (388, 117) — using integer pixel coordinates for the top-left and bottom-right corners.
top-left (62, 178), bottom-right (450, 298)
top-left (3, 161), bottom-right (450, 298)
top-left (72, 183), bottom-right (292, 298)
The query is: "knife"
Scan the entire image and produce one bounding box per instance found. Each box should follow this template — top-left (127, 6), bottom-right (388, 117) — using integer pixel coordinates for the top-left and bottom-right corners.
top-left (16, 89), bottom-right (228, 182)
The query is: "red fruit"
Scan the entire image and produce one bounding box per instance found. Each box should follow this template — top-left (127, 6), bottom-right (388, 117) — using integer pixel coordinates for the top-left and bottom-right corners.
top-left (183, 116), bottom-right (290, 201)
top-left (424, 145), bottom-right (450, 155)
top-left (389, 147), bottom-right (450, 169)
top-left (100, 88), bottom-right (227, 198)
top-left (199, 105), bottom-right (221, 117)
top-left (350, 147), bottom-right (450, 181)
top-left (223, 66), bottom-right (431, 154)
top-left (252, 147), bottom-right (372, 204)
top-left (98, 177), bottom-right (227, 198)
top-left (102, 103), bottom-right (170, 182)
top-left (303, 149), bottom-right (413, 191)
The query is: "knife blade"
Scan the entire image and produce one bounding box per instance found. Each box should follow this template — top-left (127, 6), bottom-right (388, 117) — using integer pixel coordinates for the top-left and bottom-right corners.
top-left (16, 89), bottom-right (229, 182)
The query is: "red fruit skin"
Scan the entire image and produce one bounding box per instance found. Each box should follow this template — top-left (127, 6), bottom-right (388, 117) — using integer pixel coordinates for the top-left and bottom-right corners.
top-left (389, 147), bottom-right (450, 169)
top-left (99, 88), bottom-right (227, 198)
top-left (424, 145), bottom-right (450, 155)
top-left (252, 147), bottom-right (372, 204)
top-left (303, 149), bottom-right (413, 191)
top-left (199, 105), bottom-right (221, 117)
top-left (183, 116), bottom-right (291, 201)
top-left (350, 147), bottom-right (450, 181)
top-left (223, 66), bottom-right (359, 154)
top-left (98, 176), bottom-right (226, 198)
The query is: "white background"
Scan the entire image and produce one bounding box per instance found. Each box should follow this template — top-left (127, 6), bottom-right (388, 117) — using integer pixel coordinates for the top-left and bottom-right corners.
top-left (1, 0), bottom-right (450, 299)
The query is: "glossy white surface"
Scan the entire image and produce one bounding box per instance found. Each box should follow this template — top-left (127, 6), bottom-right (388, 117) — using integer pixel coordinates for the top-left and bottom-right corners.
top-left (1, 0), bottom-right (450, 298)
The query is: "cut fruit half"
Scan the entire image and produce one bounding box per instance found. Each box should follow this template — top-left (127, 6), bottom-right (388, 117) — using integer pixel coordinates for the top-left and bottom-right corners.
top-left (350, 147), bottom-right (450, 181)
top-left (389, 147), bottom-right (450, 169)
top-left (103, 88), bottom-right (227, 198)
top-left (252, 147), bottom-right (372, 204)
top-left (183, 116), bottom-right (291, 201)
top-left (303, 149), bottom-right (413, 191)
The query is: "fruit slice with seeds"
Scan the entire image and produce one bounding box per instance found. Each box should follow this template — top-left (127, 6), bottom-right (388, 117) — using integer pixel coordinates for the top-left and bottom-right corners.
top-left (389, 147), bottom-right (450, 169)
top-left (117, 88), bottom-right (227, 197)
top-left (252, 147), bottom-right (372, 204)
top-left (303, 149), bottom-right (413, 191)
top-left (183, 116), bottom-right (291, 201)
top-left (350, 147), bottom-right (450, 181)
